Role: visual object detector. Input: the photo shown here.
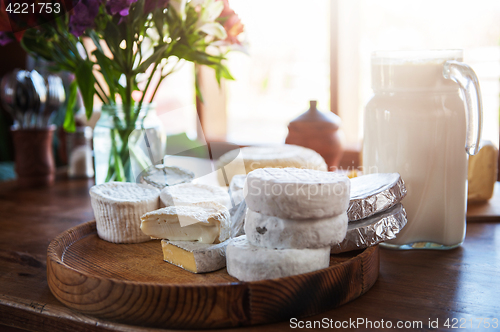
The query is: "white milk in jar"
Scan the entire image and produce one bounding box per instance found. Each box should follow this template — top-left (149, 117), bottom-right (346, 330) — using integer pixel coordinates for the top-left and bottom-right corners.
top-left (363, 50), bottom-right (482, 249)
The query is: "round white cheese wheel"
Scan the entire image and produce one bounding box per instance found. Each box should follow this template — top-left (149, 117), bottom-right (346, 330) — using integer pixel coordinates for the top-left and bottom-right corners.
top-left (216, 144), bottom-right (327, 186)
top-left (226, 235), bottom-right (330, 282)
top-left (245, 209), bottom-right (347, 249)
top-left (244, 168), bottom-right (350, 220)
top-left (160, 183), bottom-right (231, 209)
top-left (89, 182), bottom-right (160, 243)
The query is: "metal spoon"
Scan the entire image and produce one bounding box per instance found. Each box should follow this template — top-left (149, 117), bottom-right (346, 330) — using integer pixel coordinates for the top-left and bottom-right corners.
top-left (28, 70), bottom-right (47, 128)
top-left (0, 70), bottom-right (23, 127)
top-left (43, 75), bottom-right (65, 127)
top-left (14, 71), bottom-right (32, 128)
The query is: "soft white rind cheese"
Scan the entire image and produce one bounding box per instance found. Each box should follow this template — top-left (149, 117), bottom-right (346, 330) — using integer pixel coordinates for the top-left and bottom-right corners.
top-left (140, 202), bottom-right (230, 243)
top-left (160, 183), bottom-right (231, 209)
top-left (216, 144), bottom-right (328, 186)
top-left (161, 239), bottom-right (228, 273)
top-left (89, 182), bottom-right (160, 243)
top-left (244, 168), bottom-right (350, 220)
top-left (226, 235), bottom-right (330, 282)
top-left (245, 209), bottom-right (347, 249)
top-left (229, 174), bottom-right (246, 206)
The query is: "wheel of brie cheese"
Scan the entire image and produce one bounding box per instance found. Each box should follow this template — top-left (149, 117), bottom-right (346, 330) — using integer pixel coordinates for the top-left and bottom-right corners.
top-left (245, 209), bottom-right (348, 249)
top-left (215, 144), bottom-right (328, 186)
top-left (89, 182), bottom-right (160, 244)
top-left (244, 168), bottom-right (350, 220)
top-left (160, 183), bottom-right (232, 209)
top-left (140, 202), bottom-right (230, 244)
top-left (226, 235), bottom-right (330, 282)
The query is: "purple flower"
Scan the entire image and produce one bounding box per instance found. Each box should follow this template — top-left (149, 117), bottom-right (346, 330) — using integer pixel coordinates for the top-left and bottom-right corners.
top-left (106, 0), bottom-right (138, 16)
top-left (144, 0), bottom-right (169, 14)
top-left (69, 0), bottom-right (101, 37)
top-left (0, 32), bottom-right (14, 46)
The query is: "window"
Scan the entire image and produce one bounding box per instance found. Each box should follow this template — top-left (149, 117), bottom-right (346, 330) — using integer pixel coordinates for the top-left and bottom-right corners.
top-left (199, 0), bottom-right (500, 149)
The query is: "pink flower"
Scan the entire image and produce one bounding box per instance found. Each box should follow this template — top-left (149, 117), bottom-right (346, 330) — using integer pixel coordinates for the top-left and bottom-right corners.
top-left (106, 0), bottom-right (138, 16)
top-left (69, 0), bottom-right (101, 37)
top-left (0, 32), bottom-right (14, 46)
top-left (217, 0), bottom-right (243, 44)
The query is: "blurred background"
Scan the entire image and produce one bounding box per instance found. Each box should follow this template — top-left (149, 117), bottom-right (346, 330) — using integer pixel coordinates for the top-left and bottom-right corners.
top-left (1, 0), bottom-right (500, 179)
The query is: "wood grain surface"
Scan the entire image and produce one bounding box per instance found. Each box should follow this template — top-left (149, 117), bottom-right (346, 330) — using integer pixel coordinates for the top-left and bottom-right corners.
top-left (1, 175), bottom-right (499, 332)
top-left (46, 221), bottom-right (378, 329)
top-left (467, 182), bottom-right (500, 222)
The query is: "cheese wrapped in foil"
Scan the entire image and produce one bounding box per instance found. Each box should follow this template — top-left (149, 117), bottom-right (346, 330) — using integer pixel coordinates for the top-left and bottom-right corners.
top-left (347, 173), bottom-right (407, 221)
top-left (331, 203), bottom-right (407, 254)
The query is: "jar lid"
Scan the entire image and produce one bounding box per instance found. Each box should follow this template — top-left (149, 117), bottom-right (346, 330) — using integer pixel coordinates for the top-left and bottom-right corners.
top-left (289, 101), bottom-right (341, 130)
top-left (371, 50), bottom-right (463, 91)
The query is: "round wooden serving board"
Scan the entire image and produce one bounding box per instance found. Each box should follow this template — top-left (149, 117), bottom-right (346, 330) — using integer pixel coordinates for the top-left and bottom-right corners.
top-left (47, 221), bottom-right (379, 329)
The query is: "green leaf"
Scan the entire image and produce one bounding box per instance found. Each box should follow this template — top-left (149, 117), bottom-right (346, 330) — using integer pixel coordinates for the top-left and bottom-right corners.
top-left (63, 80), bottom-right (78, 133)
top-left (218, 64), bottom-right (235, 81)
top-left (75, 61), bottom-right (96, 120)
top-left (195, 66), bottom-right (204, 103)
top-left (88, 31), bottom-right (104, 54)
top-left (134, 44), bottom-right (169, 74)
top-left (92, 49), bottom-right (117, 102)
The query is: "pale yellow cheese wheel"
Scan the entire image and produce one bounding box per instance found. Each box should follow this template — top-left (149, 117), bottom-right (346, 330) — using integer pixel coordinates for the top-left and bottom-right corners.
top-left (215, 144), bottom-right (327, 186)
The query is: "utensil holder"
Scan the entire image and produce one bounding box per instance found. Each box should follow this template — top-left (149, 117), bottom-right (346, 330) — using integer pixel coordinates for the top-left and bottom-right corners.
top-left (11, 125), bottom-right (55, 188)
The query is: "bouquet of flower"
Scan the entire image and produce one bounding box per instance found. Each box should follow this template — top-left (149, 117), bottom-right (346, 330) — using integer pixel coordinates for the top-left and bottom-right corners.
top-left (1, 0), bottom-right (243, 182)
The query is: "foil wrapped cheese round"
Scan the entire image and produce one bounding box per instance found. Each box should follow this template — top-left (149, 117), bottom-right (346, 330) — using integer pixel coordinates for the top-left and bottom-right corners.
top-left (331, 203), bottom-right (407, 254)
top-left (138, 164), bottom-right (194, 189)
top-left (216, 144), bottom-right (328, 186)
top-left (347, 173), bottom-right (407, 221)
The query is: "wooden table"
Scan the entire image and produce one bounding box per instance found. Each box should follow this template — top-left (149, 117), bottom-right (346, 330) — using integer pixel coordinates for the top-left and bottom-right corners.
top-left (0, 176), bottom-right (499, 332)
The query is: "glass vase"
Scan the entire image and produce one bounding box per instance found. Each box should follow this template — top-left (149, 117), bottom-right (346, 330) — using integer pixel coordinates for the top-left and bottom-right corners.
top-left (93, 104), bottom-right (165, 184)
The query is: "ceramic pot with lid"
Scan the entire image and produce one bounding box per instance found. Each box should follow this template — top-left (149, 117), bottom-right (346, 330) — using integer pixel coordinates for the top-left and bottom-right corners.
top-left (286, 101), bottom-right (344, 171)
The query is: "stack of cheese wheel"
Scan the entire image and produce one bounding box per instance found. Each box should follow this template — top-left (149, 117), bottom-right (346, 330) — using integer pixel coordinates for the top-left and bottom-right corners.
top-left (216, 144), bottom-right (328, 186)
top-left (140, 183), bottom-right (233, 274)
top-left (227, 168), bottom-right (350, 282)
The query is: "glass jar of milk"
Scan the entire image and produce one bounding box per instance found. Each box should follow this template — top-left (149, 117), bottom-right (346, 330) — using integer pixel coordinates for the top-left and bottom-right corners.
top-left (363, 50), bottom-right (482, 249)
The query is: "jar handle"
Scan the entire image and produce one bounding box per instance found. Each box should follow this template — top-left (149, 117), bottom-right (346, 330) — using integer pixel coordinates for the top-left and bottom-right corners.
top-left (443, 60), bottom-right (483, 155)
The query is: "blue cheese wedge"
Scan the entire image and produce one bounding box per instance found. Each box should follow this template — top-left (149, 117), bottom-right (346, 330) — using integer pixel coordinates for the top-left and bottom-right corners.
top-left (226, 235), bottom-right (330, 282)
top-left (161, 239), bottom-right (229, 273)
top-left (140, 202), bottom-right (230, 244)
top-left (89, 182), bottom-right (160, 243)
top-left (245, 209), bottom-right (347, 249)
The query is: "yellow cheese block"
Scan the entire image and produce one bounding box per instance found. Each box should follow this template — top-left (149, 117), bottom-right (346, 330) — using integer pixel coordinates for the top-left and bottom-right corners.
top-left (468, 141), bottom-right (498, 203)
top-left (161, 240), bottom-right (228, 273)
